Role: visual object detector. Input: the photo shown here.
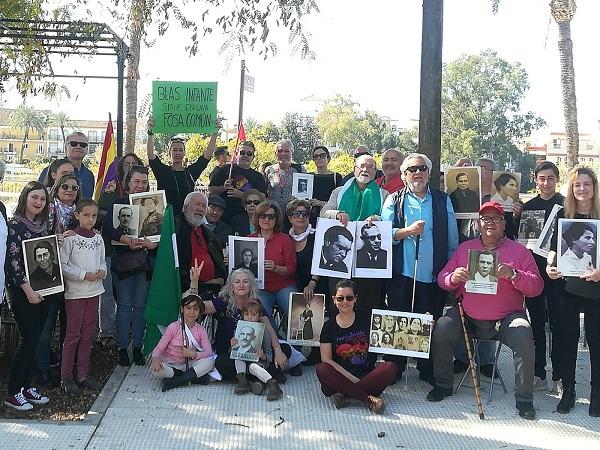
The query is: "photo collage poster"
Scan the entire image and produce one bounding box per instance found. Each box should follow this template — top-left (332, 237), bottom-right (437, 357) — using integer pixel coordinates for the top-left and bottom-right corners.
top-left (369, 309), bottom-right (433, 359)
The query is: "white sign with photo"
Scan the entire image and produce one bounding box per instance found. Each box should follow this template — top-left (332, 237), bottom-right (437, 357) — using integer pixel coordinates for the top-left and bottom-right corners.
top-left (491, 171), bottom-right (521, 213)
top-left (129, 190), bottom-right (167, 242)
top-left (352, 220), bottom-right (393, 278)
top-left (230, 320), bottom-right (265, 362)
top-left (465, 249), bottom-right (498, 295)
top-left (557, 218), bottom-right (600, 277)
top-left (22, 235), bottom-right (65, 296)
top-left (311, 218), bottom-right (356, 279)
top-left (369, 309), bottom-right (432, 359)
top-left (518, 209), bottom-right (546, 250)
top-left (292, 173), bottom-right (314, 200)
top-left (533, 204), bottom-right (563, 258)
top-left (287, 292), bottom-right (325, 347)
top-left (228, 235), bottom-right (265, 289)
top-left (445, 167), bottom-right (482, 219)
top-left (111, 203), bottom-right (141, 245)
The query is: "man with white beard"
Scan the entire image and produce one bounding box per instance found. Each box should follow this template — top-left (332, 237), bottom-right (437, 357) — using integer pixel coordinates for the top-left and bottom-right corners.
top-left (176, 191), bottom-right (227, 294)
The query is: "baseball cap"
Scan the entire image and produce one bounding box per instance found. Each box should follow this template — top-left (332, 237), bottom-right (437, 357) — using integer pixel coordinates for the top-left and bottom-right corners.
top-left (479, 201), bottom-right (504, 216)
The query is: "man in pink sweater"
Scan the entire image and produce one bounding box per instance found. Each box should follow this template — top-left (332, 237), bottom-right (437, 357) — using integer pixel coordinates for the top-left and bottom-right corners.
top-left (428, 201), bottom-right (543, 420)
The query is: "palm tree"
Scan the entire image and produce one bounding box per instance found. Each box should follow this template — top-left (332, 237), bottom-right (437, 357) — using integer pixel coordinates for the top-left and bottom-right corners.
top-left (9, 104), bottom-right (47, 164)
top-left (50, 111), bottom-right (75, 144)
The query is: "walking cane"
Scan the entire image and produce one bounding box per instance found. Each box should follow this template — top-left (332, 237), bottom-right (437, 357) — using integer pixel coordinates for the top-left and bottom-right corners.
top-left (457, 298), bottom-right (485, 420)
top-left (405, 235), bottom-right (421, 392)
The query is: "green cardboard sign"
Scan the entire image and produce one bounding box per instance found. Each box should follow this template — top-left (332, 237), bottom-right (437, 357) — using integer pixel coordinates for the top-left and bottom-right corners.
top-left (152, 81), bottom-right (218, 134)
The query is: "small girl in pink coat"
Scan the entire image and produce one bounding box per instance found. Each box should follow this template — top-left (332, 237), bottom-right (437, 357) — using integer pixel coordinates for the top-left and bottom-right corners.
top-left (150, 294), bottom-right (214, 391)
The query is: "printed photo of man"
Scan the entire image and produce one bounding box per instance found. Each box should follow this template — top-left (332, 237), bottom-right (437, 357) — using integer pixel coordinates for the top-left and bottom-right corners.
top-left (356, 222), bottom-right (387, 269)
top-left (117, 205), bottom-right (137, 236)
top-left (471, 251), bottom-right (498, 282)
top-left (319, 225), bottom-right (354, 273)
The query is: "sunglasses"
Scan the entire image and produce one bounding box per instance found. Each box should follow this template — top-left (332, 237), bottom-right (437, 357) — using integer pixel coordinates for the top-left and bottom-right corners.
top-left (365, 234), bottom-right (381, 241)
top-left (239, 150), bottom-right (254, 157)
top-left (291, 210), bottom-right (310, 218)
top-left (405, 164), bottom-right (428, 173)
top-left (245, 200), bottom-right (261, 206)
top-left (69, 141), bottom-right (88, 148)
top-left (313, 153), bottom-right (328, 160)
top-left (60, 183), bottom-right (79, 192)
top-left (334, 295), bottom-right (355, 302)
top-left (258, 213), bottom-right (276, 221)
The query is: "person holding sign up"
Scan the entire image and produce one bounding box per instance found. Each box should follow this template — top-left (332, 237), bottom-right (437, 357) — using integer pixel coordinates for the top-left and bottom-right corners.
top-left (146, 117), bottom-right (219, 216)
top-left (264, 139), bottom-right (306, 211)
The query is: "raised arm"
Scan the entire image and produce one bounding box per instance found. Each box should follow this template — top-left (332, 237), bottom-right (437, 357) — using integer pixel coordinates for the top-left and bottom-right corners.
top-left (146, 116), bottom-right (156, 161)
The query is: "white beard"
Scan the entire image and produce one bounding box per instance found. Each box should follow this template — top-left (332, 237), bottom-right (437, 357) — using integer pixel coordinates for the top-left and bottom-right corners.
top-left (184, 210), bottom-right (207, 227)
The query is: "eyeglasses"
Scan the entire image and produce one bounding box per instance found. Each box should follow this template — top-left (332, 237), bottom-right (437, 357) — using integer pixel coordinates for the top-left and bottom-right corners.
top-left (313, 153), bottom-right (327, 160)
top-left (355, 164), bottom-right (376, 171)
top-left (239, 150), bottom-right (254, 157)
top-left (60, 183), bottom-right (79, 192)
top-left (405, 164), bottom-right (428, 173)
top-left (69, 141), bottom-right (88, 148)
top-left (291, 211), bottom-right (310, 218)
top-left (334, 295), bottom-right (355, 302)
top-left (479, 216), bottom-right (504, 224)
top-left (365, 234), bottom-right (381, 241)
top-left (258, 213), bottom-right (276, 221)
top-left (245, 200), bottom-right (261, 206)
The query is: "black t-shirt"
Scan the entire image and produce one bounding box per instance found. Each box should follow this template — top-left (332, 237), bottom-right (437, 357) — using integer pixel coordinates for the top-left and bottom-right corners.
top-left (209, 164), bottom-right (267, 221)
top-left (311, 172), bottom-right (343, 202)
top-left (320, 314), bottom-right (375, 377)
top-left (523, 193), bottom-right (564, 272)
top-left (149, 155), bottom-right (210, 216)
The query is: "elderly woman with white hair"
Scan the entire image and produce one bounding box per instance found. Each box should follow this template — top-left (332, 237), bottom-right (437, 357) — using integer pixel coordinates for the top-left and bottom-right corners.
top-left (176, 191), bottom-right (226, 294)
top-left (264, 139), bottom-right (306, 212)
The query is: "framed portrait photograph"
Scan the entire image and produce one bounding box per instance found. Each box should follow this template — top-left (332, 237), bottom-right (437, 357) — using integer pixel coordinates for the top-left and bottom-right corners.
top-left (311, 218), bottom-right (356, 279)
top-left (111, 203), bottom-right (141, 245)
top-left (292, 173), bottom-right (314, 200)
top-left (533, 204), bottom-right (563, 258)
top-left (22, 235), bottom-right (64, 296)
top-left (491, 171), bottom-right (521, 213)
top-left (352, 220), bottom-right (393, 278)
top-left (518, 210), bottom-right (546, 250)
top-left (465, 248), bottom-right (498, 295)
top-left (445, 167), bottom-right (481, 219)
top-left (129, 190), bottom-right (167, 242)
top-left (230, 320), bottom-right (265, 362)
top-left (287, 292), bottom-right (325, 347)
top-left (369, 309), bottom-right (433, 359)
top-left (557, 218), bottom-right (600, 277)
top-left (228, 235), bottom-right (265, 289)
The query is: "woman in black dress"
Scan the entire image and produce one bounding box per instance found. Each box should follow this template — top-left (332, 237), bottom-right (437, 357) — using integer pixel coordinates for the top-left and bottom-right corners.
top-left (309, 146), bottom-right (342, 224)
top-left (300, 303), bottom-right (314, 340)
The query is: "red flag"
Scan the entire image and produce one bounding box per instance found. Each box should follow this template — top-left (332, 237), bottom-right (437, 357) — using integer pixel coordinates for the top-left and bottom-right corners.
top-left (238, 122), bottom-right (246, 142)
top-left (94, 113), bottom-right (117, 200)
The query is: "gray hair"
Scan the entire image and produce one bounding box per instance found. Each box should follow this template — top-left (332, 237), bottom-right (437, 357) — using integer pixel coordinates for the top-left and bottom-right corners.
top-left (276, 138), bottom-right (294, 152)
top-left (65, 131), bottom-right (87, 142)
top-left (401, 153), bottom-right (433, 172)
top-left (218, 269), bottom-right (260, 318)
top-left (382, 148), bottom-right (403, 159)
top-left (182, 191), bottom-right (208, 213)
top-left (0, 159), bottom-right (5, 181)
top-left (475, 157), bottom-right (497, 170)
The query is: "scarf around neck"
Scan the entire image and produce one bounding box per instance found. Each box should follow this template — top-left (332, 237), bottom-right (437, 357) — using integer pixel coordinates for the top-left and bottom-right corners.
top-left (337, 178), bottom-right (385, 221)
top-left (289, 224), bottom-right (314, 242)
top-left (14, 213), bottom-right (47, 235)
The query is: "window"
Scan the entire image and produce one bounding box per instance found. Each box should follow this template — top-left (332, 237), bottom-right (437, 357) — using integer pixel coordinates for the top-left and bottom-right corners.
top-left (49, 129), bottom-right (59, 140)
top-left (8, 143), bottom-right (14, 153)
top-left (557, 157), bottom-right (562, 164)
top-left (88, 143), bottom-right (97, 154)
top-left (88, 130), bottom-right (98, 142)
top-left (100, 131), bottom-right (106, 143)
top-left (48, 142), bottom-right (60, 154)
top-left (37, 143), bottom-right (44, 154)
top-left (552, 139), bottom-right (562, 149)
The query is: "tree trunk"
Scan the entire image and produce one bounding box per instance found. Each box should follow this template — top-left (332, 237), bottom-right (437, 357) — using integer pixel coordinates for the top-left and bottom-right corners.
top-left (557, 21), bottom-right (579, 168)
top-left (19, 128), bottom-right (29, 164)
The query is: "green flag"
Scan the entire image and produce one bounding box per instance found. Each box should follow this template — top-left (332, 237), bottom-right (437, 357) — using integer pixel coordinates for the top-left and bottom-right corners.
top-left (144, 204), bottom-right (182, 357)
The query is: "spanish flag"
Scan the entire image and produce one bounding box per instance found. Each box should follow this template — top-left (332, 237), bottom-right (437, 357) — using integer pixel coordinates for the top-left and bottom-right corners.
top-left (93, 113), bottom-right (117, 200)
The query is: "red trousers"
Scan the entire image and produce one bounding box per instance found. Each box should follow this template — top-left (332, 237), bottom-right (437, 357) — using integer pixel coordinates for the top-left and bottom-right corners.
top-left (316, 361), bottom-right (397, 403)
top-left (61, 297), bottom-right (99, 381)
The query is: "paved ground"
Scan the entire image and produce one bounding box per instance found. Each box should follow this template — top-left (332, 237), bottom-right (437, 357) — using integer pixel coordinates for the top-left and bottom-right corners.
top-left (2, 340), bottom-right (600, 449)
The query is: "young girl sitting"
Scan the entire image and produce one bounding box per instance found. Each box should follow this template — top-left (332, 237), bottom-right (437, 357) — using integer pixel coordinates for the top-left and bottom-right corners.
top-left (150, 294), bottom-right (215, 392)
top-left (232, 301), bottom-right (283, 401)
top-left (59, 198), bottom-right (107, 394)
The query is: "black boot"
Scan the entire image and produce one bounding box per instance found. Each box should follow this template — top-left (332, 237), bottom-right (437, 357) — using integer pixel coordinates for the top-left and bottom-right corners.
top-left (590, 386), bottom-right (600, 417)
top-left (118, 349), bottom-right (131, 367)
top-left (132, 348), bottom-right (146, 366)
top-left (235, 373), bottom-right (249, 394)
top-left (266, 379), bottom-right (283, 401)
top-left (557, 383), bottom-right (576, 414)
top-left (161, 369), bottom-right (197, 392)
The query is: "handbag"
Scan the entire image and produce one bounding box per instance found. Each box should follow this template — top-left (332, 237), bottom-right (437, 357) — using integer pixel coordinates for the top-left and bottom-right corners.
top-left (112, 249), bottom-right (150, 273)
top-left (564, 276), bottom-right (600, 300)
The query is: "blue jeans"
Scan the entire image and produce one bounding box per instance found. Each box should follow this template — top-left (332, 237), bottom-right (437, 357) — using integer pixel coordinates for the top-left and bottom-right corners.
top-left (115, 272), bottom-right (149, 350)
top-left (36, 293), bottom-right (63, 373)
top-left (258, 285), bottom-right (297, 332)
top-left (98, 257), bottom-right (116, 338)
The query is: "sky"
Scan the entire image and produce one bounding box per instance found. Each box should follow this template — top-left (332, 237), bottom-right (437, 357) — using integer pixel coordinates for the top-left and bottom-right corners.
top-left (3, 0), bottom-right (600, 135)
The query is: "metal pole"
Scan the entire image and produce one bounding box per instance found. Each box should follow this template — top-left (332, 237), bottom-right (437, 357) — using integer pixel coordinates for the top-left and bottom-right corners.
top-left (116, 41), bottom-right (126, 157)
top-left (238, 60), bottom-right (245, 130)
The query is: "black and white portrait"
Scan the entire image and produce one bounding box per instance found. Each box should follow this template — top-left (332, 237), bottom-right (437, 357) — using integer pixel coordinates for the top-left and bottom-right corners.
top-left (130, 190), bottom-right (167, 242)
top-left (353, 220), bottom-right (392, 278)
top-left (112, 203), bottom-right (140, 245)
top-left (311, 218), bottom-right (355, 279)
top-left (368, 309), bottom-right (432, 359)
top-left (533, 204), bottom-right (563, 258)
top-left (292, 173), bottom-right (314, 200)
top-left (558, 218), bottom-right (600, 277)
top-left (465, 249), bottom-right (498, 295)
top-left (22, 235), bottom-right (64, 296)
top-left (230, 320), bottom-right (265, 362)
top-left (445, 167), bottom-right (481, 219)
top-left (491, 171), bottom-right (521, 213)
top-left (518, 210), bottom-right (545, 249)
top-left (228, 235), bottom-right (265, 288)
top-left (287, 292), bottom-right (325, 347)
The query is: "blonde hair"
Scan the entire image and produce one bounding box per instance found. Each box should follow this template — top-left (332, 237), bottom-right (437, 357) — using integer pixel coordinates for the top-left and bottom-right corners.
top-left (564, 165), bottom-right (600, 219)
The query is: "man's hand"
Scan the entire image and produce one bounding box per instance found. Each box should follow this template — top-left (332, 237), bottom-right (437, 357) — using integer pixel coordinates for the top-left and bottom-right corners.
top-left (409, 220), bottom-right (425, 236)
top-left (497, 263), bottom-right (515, 280)
top-left (190, 259), bottom-right (205, 282)
top-left (336, 212), bottom-right (350, 226)
top-left (582, 268), bottom-right (600, 282)
top-left (264, 260), bottom-right (276, 271)
top-left (450, 267), bottom-right (469, 285)
top-left (512, 201), bottom-right (523, 217)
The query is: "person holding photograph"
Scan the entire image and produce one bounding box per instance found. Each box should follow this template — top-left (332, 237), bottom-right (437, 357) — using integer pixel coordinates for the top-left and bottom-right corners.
top-left (4, 182), bottom-right (55, 410)
top-left (317, 280), bottom-right (397, 414)
top-left (150, 292), bottom-right (214, 391)
top-left (546, 165), bottom-right (600, 416)
top-left (59, 199), bottom-right (106, 394)
top-left (264, 139), bottom-right (306, 212)
top-left (230, 189), bottom-right (265, 236)
top-left (138, 197), bottom-right (163, 238)
top-left (491, 173), bottom-right (518, 209)
top-left (561, 222), bottom-right (595, 272)
top-left (449, 172), bottom-right (479, 214)
top-left (432, 201), bottom-right (543, 420)
top-left (231, 301), bottom-right (283, 400)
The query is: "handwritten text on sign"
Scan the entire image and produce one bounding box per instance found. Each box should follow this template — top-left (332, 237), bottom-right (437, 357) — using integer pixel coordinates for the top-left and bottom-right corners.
top-left (152, 81), bottom-right (217, 134)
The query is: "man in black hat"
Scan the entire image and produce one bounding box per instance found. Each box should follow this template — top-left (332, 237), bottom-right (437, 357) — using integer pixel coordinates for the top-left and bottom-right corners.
top-left (206, 195), bottom-right (232, 249)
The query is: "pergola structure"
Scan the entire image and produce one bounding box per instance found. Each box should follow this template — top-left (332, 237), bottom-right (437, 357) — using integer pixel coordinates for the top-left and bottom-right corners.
top-left (0, 19), bottom-right (129, 156)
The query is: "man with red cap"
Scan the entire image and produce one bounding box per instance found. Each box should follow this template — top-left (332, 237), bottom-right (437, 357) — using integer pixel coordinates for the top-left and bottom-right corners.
top-left (428, 201), bottom-right (543, 420)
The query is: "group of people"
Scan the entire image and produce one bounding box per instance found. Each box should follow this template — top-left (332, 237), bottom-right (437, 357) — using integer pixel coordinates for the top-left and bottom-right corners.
top-left (1, 123), bottom-right (598, 421)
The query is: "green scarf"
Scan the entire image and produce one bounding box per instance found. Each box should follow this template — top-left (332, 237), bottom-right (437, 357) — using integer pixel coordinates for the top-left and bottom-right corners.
top-left (338, 179), bottom-right (383, 221)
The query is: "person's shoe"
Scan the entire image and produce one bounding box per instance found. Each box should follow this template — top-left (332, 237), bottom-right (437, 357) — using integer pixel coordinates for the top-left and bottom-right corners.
top-left (533, 376), bottom-right (549, 391)
top-left (480, 364), bottom-right (499, 379)
top-left (62, 379), bottom-right (81, 395)
top-left (49, 350), bottom-right (60, 368)
top-left (301, 348), bottom-right (321, 366)
top-left (23, 387), bottom-right (49, 404)
top-left (288, 365), bottom-right (303, 376)
top-left (118, 349), bottom-right (131, 367)
top-left (274, 370), bottom-right (287, 385)
top-left (453, 360), bottom-right (469, 374)
top-left (589, 387), bottom-right (600, 417)
top-left (79, 376), bottom-right (102, 392)
top-left (266, 379), bottom-right (283, 401)
top-left (161, 369), bottom-right (197, 392)
top-left (366, 395), bottom-right (385, 414)
top-left (516, 401), bottom-right (536, 420)
top-left (235, 373), bottom-right (249, 395)
top-left (192, 374), bottom-right (210, 385)
top-left (132, 348), bottom-right (145, 366)
top-left (4, 389), bottom-right (33, 411)
top-left (249, 381), bottom-right (264, 395)
top-left (557, 384), bottom-right (576, 414)
top-left (419, 370), bottom-right (435, 387)
top-left (426, 386), bottom-right (453, 402)
top-left (330, 393), bottom-right (350, 409)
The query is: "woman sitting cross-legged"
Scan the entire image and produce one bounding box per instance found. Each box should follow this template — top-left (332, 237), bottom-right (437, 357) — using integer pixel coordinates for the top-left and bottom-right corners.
top-left (316, 280), bottom-right (398, 414)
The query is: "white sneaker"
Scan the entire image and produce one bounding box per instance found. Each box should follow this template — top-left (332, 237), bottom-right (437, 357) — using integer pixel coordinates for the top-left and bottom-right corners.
top-left (23, 387), bottom-right (49, 404)
top-left (4, 389), bottom-right (33, 411)
top-left (533, 376), bottom-right (549, 391)
top-left (551, 380), bottom-right (563, 396)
